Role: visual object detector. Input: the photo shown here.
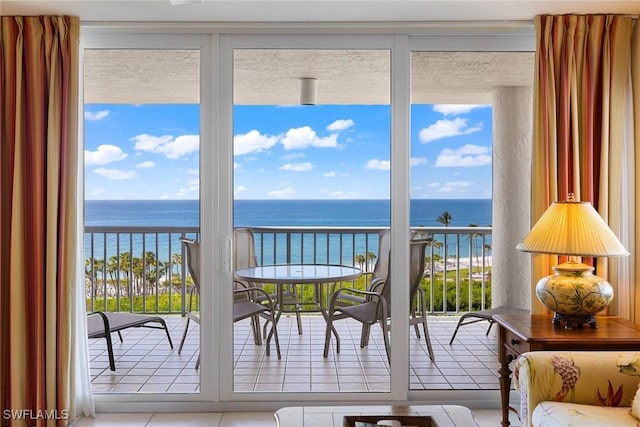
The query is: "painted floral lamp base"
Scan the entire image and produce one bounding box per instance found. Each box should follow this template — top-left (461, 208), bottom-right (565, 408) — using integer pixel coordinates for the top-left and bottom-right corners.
top-left (536, 261), bottom-right (614, 329)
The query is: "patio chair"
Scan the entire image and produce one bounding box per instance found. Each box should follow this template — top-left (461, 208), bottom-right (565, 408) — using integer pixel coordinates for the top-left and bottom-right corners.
top-left (234, 228), bottom-right (303, 335)
top-left (448, 306), bottom-right (530, 345)
top-left (323, 236), bottom-right (435, 362)
top-left (87, 311), bottom-right (174, 371)
top-left (178, 237), bottom-right (280, 369)
top-left (335, 229), bottom-right (390, 348)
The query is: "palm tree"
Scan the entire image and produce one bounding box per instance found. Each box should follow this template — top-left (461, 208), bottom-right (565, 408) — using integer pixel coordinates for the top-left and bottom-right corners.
top-left (467, 223), bottom-right (480, 270)
top-left (366, 251), bottom-right (377, 272)
top-left (436, 211), bottom-right (452, 227)
top-left (437, 211), bottom-right (452, 262)
top-left (87, 258), bottom-right (105, 296)
top-left (171, 252), bottom-right (182, 276)
top-left (354, 254), bottom-right (366, 270)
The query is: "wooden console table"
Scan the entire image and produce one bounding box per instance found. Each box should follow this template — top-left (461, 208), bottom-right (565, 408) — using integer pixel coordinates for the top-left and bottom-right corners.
top-left (494, 313), bottom-right (640, 427)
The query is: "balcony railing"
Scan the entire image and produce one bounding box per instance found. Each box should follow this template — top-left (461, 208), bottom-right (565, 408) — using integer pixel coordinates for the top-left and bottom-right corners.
top-left (84, 225), bottom-right (492, 315)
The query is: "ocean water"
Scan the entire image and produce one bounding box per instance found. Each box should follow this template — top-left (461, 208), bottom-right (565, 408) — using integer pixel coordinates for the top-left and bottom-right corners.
top-left (84, 199), bottom-right (491, 263)
top-left (86, 199), bottom-right (491, 227)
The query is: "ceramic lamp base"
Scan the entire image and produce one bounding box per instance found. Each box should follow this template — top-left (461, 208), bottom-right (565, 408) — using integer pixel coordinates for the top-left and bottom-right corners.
top-left (536, 261), bottom-right (614, 330)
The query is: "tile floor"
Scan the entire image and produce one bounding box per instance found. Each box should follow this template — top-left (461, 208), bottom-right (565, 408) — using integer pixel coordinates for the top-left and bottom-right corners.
top-left (86, 315), bottom-right (523, 426)
top-left (88, 314), bottom-right (502, 393)
top-left (70, 409), bottom-right (521, 426)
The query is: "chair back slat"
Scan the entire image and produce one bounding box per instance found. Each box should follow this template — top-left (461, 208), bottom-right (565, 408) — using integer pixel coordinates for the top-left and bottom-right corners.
top-left (234, 228), bottom-right (258, 270)
top-left (376, 232), bottom-right (427, 318)
top-left (409, 239), bottom-right (428, 308)
top-left (181, 237), bottom-right (200, 291)
top-left (371, 229), bottom-right (391, 283)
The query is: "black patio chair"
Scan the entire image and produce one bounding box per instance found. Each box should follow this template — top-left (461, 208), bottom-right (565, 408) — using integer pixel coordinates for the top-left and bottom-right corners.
top-left (178, 237), bottom-right (281, 370)
top-left (87, 311), bottom-right (174, 371)
top-left (448, 306), bottom-right (530, 345)
top-left (323, 236), bottom-right (434, 362)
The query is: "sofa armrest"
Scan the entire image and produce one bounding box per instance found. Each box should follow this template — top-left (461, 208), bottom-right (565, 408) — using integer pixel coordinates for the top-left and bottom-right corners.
top-left (515, 351), bottom-right (640, 427)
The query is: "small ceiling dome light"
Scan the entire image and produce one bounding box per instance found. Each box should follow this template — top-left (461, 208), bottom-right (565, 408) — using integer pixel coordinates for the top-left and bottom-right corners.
top-left (300, 78), bottom-right (318, 105)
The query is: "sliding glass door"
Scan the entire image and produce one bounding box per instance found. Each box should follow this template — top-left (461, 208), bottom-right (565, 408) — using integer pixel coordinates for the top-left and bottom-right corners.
top-left (228, 43), bottom-right (393, 396)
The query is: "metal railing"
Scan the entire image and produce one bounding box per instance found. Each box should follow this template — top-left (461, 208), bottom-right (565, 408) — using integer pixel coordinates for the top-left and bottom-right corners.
top-left (84, 225), bottom-right (492, 315)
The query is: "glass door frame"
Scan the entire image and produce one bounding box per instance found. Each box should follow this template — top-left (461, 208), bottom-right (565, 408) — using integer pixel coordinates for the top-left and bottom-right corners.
top-left (218, 33), bottom-right (408, 402)
top-left (81, 30), bottom-right (216, 404)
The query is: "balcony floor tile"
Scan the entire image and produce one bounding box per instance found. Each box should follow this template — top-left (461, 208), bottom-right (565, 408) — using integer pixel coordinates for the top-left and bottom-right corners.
top-left (89, 314), bottom-right (501, 394)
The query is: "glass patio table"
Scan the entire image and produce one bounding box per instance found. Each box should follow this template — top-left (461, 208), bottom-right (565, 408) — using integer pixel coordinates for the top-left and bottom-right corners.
top-left (234, 264), bottom-right (362, 337)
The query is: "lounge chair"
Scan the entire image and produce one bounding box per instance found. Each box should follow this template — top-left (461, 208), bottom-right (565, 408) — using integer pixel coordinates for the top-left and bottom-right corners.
top-left (448, 306), bottom-right (530, 345)
top-left (87, 311), bottom-right (174, 371)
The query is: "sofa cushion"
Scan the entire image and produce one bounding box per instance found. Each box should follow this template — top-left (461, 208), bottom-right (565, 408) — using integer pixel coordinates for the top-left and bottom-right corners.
top-left (532, 401), bottom-right (636, 427)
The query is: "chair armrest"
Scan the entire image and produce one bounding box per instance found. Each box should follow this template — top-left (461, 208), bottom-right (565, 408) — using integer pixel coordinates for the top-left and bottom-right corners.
top-left (515, 351), bottom-right (640, 427)
top-left (234, 286), bottom-right (276, 310)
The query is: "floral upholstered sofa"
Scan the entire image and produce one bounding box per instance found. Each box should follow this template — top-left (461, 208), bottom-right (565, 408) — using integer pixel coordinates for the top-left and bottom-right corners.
top-left (515, 351), bottom-right (640, 427)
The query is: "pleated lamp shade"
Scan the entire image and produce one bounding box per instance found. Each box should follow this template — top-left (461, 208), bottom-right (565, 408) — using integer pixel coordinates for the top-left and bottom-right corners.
top-left (517, 198), bottom-right (629, 257)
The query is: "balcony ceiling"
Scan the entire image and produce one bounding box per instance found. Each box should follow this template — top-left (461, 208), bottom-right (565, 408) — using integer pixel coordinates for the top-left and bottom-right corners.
top-left (83, 49), bottom-right (535, 105)
top-left (6, 1), bottom-right (638, 105)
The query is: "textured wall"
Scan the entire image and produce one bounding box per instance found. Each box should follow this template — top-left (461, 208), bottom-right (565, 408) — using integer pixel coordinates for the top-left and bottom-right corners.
top-left (491, 86), bottom-right (533, 309)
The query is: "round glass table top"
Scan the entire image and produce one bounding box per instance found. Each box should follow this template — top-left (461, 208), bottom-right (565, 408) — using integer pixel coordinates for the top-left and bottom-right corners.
top-left (234, 264), bottom-right (362, 284)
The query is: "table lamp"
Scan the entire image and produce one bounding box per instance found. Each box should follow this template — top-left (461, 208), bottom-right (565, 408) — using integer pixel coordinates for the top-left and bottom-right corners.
top-left (517, 194), bottom-right (629, 329)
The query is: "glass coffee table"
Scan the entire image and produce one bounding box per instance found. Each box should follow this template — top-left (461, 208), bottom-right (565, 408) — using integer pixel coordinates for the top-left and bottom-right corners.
top-left (274, 405), bottom-right (478, 427)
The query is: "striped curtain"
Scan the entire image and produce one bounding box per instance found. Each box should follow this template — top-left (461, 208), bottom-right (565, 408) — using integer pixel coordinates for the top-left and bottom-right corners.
top-left (532, 14), bottom-right (639, 318)
top-left (1, 16), bottom-right (92, 426)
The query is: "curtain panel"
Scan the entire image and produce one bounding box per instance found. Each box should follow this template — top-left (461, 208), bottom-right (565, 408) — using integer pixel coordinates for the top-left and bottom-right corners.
top-left (532, 14), bottom-right (638, 318)
top-left (0, 16), bottom-right (92, 426)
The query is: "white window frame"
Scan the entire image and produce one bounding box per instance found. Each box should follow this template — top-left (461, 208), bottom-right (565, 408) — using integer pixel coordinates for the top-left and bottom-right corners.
top-left (81, 23), bottom-right (535, 412)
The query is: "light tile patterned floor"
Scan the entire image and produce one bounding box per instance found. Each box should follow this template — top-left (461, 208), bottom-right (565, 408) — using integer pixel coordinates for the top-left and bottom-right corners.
top-left (89, 314), bottom-right (501, 393)
top-left (71, 409), bottom-right (522, 427)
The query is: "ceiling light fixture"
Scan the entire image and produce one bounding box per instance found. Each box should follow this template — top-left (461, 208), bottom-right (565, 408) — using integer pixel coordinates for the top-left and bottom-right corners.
top-left (300, 78), bottom-right (318, 105)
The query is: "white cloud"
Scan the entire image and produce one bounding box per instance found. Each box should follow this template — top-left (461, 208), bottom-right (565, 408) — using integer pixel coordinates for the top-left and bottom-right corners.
top-left (326, 119), bottom-right (354, 132)
top-left (85, 144), bottom-right (128, 165)
top-left (435, 144), bottom-right (492, 167)
top-left (433, 104), bottom-right (488, 116)
top-left (234, 130), bottom-right (279, 156)
top-left (235, 185), bottom-right (248, 193)
top-left (365, 159), bottom-right (391, 170)
top-left (85, 110), bottom-right (110, 121)
top-left (439, 181), bottom-right (471, 193)
top-left (410, 157), bottom-right (427, 167)
top-left (131, 133), bottom-right (199, 159)
top-left (279, 162), bottom-right (313, 172)
top-left (268, 186), bottom-right (296, 198)
top-left (324, 171), bottom-right (337, 178)
top-left (136, 161), bottom-right (155, 168)
top-left (281, 126), bottom-right (338, 150)
top-left (93, 168), bottom-right (137, 180)
top-left (234, 162), bottom-right (241, 170)
top-left (418, 118), bottom-right (483, 143)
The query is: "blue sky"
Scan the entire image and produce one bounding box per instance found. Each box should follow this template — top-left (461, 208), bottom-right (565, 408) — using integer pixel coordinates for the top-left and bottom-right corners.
top-left (84, 103), bottom-right (492, 200)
